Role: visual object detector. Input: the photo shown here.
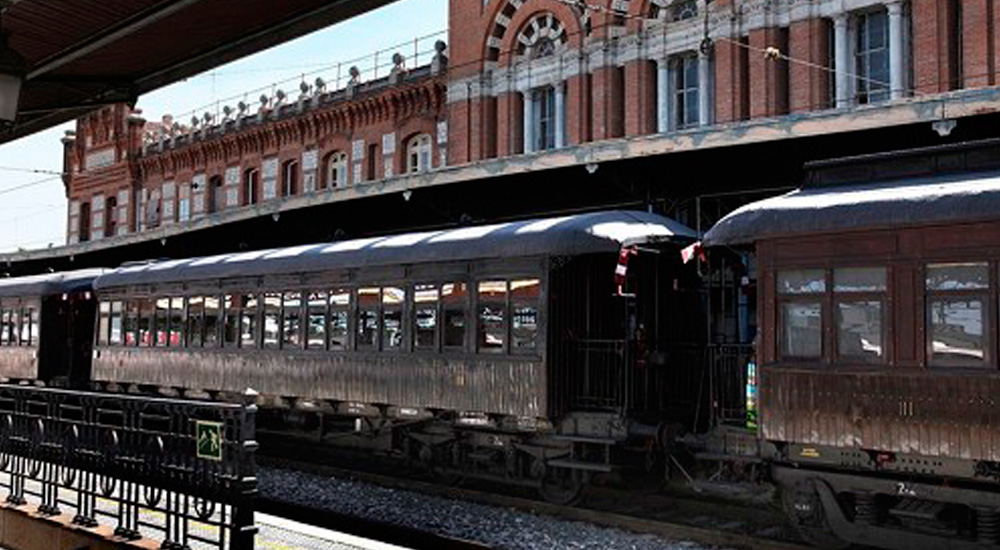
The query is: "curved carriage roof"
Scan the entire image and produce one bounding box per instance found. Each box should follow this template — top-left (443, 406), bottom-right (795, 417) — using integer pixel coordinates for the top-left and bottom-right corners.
top-left (704, 170), bottom-right (1000, 246)
top-left (0, 268), bottom-right (107, 298)
top-left (95, 210), bottom-right (696, 289)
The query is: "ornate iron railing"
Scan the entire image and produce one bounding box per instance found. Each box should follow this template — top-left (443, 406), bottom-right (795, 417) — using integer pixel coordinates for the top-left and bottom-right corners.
top-left (0, 384), bottom-right (257, 550)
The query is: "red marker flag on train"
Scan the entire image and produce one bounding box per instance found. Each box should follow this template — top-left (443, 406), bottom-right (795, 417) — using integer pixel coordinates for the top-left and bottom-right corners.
top-left (614, 245), bottom-right (637, 295)
top-left (681, 241), bottom-right (706, 264)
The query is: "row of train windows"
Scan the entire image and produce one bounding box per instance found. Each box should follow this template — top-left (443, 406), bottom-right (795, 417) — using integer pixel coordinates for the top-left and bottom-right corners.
top-left (778, 263), bottom-right (991, 367)
top-left (0, 308), bottom-right (38, 347)
top-left (97, 279), bottom-right (541, 354)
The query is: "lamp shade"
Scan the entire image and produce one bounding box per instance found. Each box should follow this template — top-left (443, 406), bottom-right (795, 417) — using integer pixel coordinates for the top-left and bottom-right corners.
top-left (0, 72), bottom-right (21, 122)
top-left (0, 32), bottom-right (26, 124)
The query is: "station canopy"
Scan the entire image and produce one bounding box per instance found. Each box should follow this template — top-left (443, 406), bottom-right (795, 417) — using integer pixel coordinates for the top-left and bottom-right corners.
top-left (704, 169), bottom-right (1000, 246)
top-left (1, 0), bottom-right (398, 142)
top-left (94, 210), bottom-right (697, 288)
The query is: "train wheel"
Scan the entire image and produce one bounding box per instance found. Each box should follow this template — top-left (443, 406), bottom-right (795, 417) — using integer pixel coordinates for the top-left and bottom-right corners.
top-left (417, 440), bottom-right (464, 487)
top-left (782, 479), bottom-right (852, 550)
top-left (532, 458), bottom-right (584, 505)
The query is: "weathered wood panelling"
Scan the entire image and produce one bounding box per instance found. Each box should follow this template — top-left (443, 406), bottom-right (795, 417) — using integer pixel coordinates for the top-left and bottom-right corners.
top-left (0, 347), bottom-right (38, 380)
top-left (94, 349), bottom-right (545, 418)
top-left (762, 367), bottom-right (1000, 461)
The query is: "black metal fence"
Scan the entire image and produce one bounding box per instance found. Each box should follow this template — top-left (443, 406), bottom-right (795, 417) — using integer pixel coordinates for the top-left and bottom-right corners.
top-left (0, 384), bottom-right (257, 550)
top-left (707, 343), bottom-right (755, 428)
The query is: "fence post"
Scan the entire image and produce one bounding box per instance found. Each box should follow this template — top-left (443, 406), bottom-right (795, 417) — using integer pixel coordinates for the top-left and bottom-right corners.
top-left (231, 388), bottom-right (259, 550)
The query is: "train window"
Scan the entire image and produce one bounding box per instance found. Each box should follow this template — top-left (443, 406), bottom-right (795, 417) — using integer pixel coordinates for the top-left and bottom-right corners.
top-left (511, 279), bottom-right (541, 352)
top-left (357, 288), bottom-right (380, 349)
top-left (29, 308), bottom-right (39, 346)
top-left (329, 289), bottom-right (350, 350)
top-left (777, 270), bottom-right (826, 294)
top-left (777, 269), bottom-right (824, 359)
top-left (306, 292), bottom-right (327, 350)
top-left (442, 282), bottom-right (467, 349)
top-left (223, 295), bottom-right (239, 347)
top-left (17, 308), bottom-right (28, 346)
top-left (834, 267), bottom-right (886, 292)
top-left (834, 268), bottom-right (885, 360)
top-left (109, 302), bottom-right (123, 346)
top-left (836, 301), bottom-right (882, 359)
top-left (383, 286), bottom-right (405, 351)
top-left (155, 298), bottom-right (169, 347)
top-left (169, 297), bottom-right (185, 347)
top-left (137, 298), bottom-right (154, 347)
top-left (478, 281), bottom-right (507, 353)
top-left (413, 284), bottom-right (438, 350)
top-left (927, 263), bottom-right (988, 367)
top-left (204, 296), bottom-right (220, 347)
top-left (927, 262), bottom-right (989, 290)
top-left (780, 302), bottom-right (822, 358)
top-left (263, 293), bottom-right (281, 349)
top-left (0, 309), bottom-right (9, 345)
top-left (188, 296), bottom-right (204, 347)
top-left (124, 301), bottom-right (138, 346)
top-left (282, 292), bottom-right (302, 349)
top-left (98, 302), bottom-right (110, 345)
top-left (240, 294), bottom-right (258, 348)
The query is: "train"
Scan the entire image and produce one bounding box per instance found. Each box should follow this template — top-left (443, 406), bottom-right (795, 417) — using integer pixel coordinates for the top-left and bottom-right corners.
top-left (4, 141), bottom-right (1000, 549)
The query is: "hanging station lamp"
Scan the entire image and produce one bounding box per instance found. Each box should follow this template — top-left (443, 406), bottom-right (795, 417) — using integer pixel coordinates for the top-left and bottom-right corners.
top-left (0, 30), bottom-right (26, 126)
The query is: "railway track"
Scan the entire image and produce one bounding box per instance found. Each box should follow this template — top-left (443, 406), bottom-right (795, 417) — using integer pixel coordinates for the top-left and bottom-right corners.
top-left (259, 436), bottom-right (811, 550)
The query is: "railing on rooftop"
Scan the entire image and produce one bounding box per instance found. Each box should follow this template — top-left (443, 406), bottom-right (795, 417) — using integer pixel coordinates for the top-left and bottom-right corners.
top-left (0, 384), bottom-right (257, 550)
top-left (144, 30), bottom-right (448, 149)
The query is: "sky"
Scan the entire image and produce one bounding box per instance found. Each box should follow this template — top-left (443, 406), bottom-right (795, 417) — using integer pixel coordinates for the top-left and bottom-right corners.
top-left (0, 0), bottom-right (447, 253)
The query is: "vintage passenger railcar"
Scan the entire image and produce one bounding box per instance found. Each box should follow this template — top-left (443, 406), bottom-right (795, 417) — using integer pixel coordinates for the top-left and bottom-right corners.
top-left (0, 269), bottom-right (103, 387)
top-left (705, 144), bottom-right (1000, 550)
top-left (91, 210), bottom-right (702, 500)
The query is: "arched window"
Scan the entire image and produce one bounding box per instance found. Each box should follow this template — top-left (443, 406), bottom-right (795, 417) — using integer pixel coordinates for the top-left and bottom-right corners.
top-left (105, 195), bottom-right (118, 236)
top-left (326, 152), bottom-right (348, 189)
top-left (209, 175), bottom-right (225, 213)
top-left (243, 168), bottom-right (260, 206)
top-left (515, 13), bottom-right (567, 58)
top-left (649, 0), bottom-right (698, 21)
top-left (282, 159), bottom-right (299, 197)
top-left (406, 134), bottom-right (433, 173)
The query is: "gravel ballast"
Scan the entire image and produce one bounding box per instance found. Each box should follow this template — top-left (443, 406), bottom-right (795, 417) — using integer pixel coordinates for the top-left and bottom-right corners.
top-left (261, 467), bottom-right (725, 550)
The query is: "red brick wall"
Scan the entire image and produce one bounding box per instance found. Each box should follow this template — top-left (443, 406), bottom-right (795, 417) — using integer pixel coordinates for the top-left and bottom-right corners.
top-left (625, 59), bottom-right (657, 136)
top-left (789, 18), bottom-right (831, 113)
top-left (749, 26), bottom-right (790, 119)
top-left (714, 36), bottom-right (749, 123)
top-left (963, 0), bottom-right (996, 88)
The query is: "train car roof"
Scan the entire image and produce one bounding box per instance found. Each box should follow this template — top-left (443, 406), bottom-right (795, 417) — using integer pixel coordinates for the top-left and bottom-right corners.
top-left (704, 169), bottom-right (1000, 246)
top-left (94, 210), bottom-right (696, 289)
top-left (0, 268), bottom-right (107, 298)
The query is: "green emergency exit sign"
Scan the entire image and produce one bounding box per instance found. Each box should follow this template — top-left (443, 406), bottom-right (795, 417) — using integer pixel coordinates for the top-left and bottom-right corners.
top-left (196, 421), bottom-right (224, 461)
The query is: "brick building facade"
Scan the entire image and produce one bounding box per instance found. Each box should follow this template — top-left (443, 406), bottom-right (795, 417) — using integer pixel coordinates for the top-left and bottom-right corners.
top-left (62, 0), bottom-right (1000, 245)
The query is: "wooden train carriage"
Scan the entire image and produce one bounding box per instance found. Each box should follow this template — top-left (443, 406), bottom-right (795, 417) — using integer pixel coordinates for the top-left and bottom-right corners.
top-left (91, 211), bottom-right (699, 432)
top-left (0, 269), bottom-right (103, 386)
top-left (705, 144), bottom-right (1000, 549)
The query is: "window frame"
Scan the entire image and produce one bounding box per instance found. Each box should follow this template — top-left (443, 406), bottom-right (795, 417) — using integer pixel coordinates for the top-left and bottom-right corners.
top-left (406, 136), bottom-right (433, 174)
top-left (441, 281), bottom-right (470, 352)
top-left (776, 269), bottom-right (827, 363)
top-left (672, 52), bottom-right (700, 129)
top-left (412, 283), bottom-right (440, 352)
top-left (854, 7), bottom-right (891, 105)
top-left (925, 261), bottom-right (993, 369)
top-left (832, 267), bottom-right (888, 364)
top-left (326, 151), bottom-right (349, 189)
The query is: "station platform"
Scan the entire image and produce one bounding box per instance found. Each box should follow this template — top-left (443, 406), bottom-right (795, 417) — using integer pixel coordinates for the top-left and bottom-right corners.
top-left (256, 513), bottom-right (411, 550)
